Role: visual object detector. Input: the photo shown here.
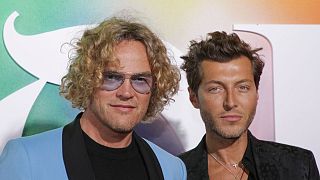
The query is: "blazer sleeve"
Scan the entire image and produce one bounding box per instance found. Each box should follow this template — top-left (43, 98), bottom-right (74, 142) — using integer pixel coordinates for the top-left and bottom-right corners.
top-left (0, 140), bottom-right (32, 180)
top-left (308, 151), bottom-right (320, 180)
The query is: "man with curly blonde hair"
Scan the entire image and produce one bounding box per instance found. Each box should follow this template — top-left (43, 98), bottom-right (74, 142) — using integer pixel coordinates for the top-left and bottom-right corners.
top-left (0, 17), bottom-right (186, 180)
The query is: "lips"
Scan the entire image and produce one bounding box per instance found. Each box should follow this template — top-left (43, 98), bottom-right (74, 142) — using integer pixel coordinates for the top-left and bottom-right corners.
top-left (220, 114), bottom-right (242, 122)
top-left (111, 104), bottom-right (135, 108)
top-left (110, 104), bottom-right (135, 112)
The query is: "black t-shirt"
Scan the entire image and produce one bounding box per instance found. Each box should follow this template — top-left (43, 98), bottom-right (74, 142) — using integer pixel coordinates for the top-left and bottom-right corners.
top-left (83, 131), bottom-right (149, 180)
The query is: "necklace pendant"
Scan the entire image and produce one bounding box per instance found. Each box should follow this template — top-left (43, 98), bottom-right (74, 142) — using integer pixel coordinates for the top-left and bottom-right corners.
top-left (232, 163), bottom-right (238, 169)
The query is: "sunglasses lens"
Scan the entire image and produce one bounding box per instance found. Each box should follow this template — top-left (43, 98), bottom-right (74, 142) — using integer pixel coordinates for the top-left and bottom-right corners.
top-left (131, 75), bottom-right (153, 94)
top-left (101, 72), bottom-right (153, 94)
top-left (101, 73), bottom-right (123, 91)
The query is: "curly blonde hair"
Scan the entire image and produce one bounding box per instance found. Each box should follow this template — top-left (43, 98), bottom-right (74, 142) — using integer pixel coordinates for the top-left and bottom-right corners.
top-left (60, 17), bottom-right (180, 120)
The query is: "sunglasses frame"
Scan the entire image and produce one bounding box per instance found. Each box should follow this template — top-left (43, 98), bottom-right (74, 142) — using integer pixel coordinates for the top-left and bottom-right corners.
top-left (101, 71), bottom-right (154, 94)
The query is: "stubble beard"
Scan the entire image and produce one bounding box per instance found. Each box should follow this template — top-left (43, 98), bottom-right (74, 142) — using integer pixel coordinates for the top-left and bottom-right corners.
top-left (88, 95), bottom-right (147, 135)
top-left (100, 112), bottom-right (140, 134)
top-left (201, 108), bottom-right (256, 140)
top-left (91, 105), bottom-right (139, 134)
top-left (105, 122), bottom-right (134, 134)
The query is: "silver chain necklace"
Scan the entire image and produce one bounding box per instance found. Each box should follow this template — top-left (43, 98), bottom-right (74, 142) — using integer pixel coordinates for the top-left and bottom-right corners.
top-left (208, 153), bottom-right (244, 179)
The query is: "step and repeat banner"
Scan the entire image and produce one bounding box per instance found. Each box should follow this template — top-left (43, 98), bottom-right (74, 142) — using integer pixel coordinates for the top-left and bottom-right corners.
top-left (0, 0), bottom-right (319, 166)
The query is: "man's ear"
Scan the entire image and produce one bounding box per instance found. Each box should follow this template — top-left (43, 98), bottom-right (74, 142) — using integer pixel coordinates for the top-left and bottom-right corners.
top-left (188, 87), bottom-right (199, 109)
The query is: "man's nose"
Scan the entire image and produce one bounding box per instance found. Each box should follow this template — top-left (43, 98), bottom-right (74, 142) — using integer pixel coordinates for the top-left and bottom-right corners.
top-left (223, 90), bottom-right (237, 111)
top-left (116, 79), bottom-right (134, 99)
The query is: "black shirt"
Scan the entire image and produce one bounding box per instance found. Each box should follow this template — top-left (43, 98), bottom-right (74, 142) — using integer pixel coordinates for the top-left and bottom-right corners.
top-left (83, 131), bottom-right (149, 180)
top-left (179, 133), bottom-right (259, 180)
top-left (179, 131), bottom-right (320, 180)
top-left (242, 133), bottom-right (259, 180)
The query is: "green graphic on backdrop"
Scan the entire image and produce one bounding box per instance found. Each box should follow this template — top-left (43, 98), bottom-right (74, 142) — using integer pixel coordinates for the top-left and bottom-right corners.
top-left (22, 83), bottom-right (79, 136)
top-left (0, 0), bottom-right (118, 136)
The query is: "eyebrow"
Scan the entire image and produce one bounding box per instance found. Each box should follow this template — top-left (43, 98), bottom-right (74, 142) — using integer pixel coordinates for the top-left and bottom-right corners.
top-left (104, 71), bottom-right (152, 76)
top-left (204, 79), bottom-right (254, 86)
top-left (204, 80), bottom-right (223, 86)
top-left (235, 79), bottom-right (254, 85)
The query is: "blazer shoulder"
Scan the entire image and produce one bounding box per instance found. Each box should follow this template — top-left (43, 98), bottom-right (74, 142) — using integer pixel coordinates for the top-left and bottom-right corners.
top-left (254, 139), bottom-right (320, 178)
top-left (0, 138), bottom-right (32, 179)
top-left (0, 127), bottom-right (67, 180)
top-left (255, 139), bottom-right (314, 156)
top-left (1, 127), bottom-right (63, 159)
top-left (145, 139), bottom-right (187, 180)
top-left (20, 127), bottom-right (63, 144)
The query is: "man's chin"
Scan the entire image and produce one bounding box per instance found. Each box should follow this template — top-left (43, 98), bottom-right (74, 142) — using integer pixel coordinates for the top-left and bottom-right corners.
top-left (221, 134), bottom-right (242, 140)
top-left (214, 128), bottom-right (246, 140)
top-left (111, 126), bottom-right (135, 134)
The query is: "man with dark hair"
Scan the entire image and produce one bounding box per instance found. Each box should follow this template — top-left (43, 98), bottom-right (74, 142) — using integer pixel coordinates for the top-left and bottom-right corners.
top-left (179, 31), bottom-right (319, 179)
top-left (0, 17), bottom-right (186, 180)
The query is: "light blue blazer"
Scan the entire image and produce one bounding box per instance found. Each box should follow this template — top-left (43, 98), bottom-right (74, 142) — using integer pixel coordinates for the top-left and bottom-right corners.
top-left (0, 115), bottom-right (186, 180)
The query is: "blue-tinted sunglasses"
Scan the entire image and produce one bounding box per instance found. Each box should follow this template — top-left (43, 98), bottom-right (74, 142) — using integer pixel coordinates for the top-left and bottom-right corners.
top-left (101, 71), bottom-right (153, 94)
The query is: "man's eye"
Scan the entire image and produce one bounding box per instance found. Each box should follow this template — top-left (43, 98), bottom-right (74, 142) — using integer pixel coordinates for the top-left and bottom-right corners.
top-left (238, 85), bottom-right (250, 92)
top-left (208, 87), bottom-right (223, 93)
top-left (132, 77), bottom-right (153, 86)
top-left (132, 75), bottom-right (152, 83)
top-left (133, 76), bottom-right (147, 82)
top-left (105, 74), bottom-right (122, 80)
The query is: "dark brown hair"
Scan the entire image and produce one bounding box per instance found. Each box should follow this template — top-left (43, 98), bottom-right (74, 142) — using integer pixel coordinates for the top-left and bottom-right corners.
top-left (181, 31), bottom-right (264, 92)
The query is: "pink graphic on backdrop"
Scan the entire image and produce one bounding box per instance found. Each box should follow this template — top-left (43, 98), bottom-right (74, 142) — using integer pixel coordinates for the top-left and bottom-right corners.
top-left (235, 30), bottom-right (275, 141)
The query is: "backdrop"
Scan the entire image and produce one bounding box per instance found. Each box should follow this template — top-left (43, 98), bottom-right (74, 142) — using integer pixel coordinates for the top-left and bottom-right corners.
top-left (0, 0), bottom-right (319, 167)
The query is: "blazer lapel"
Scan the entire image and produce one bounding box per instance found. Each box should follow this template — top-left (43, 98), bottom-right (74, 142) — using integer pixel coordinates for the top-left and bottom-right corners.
top-left (248, 132), bottom-right (279, 180)
top-left (133, 132), bottom-right (164, 180)
top-left (62, 113), bottom-right (164, 180)
top-left (62, 113), bottom-right (95, 180)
